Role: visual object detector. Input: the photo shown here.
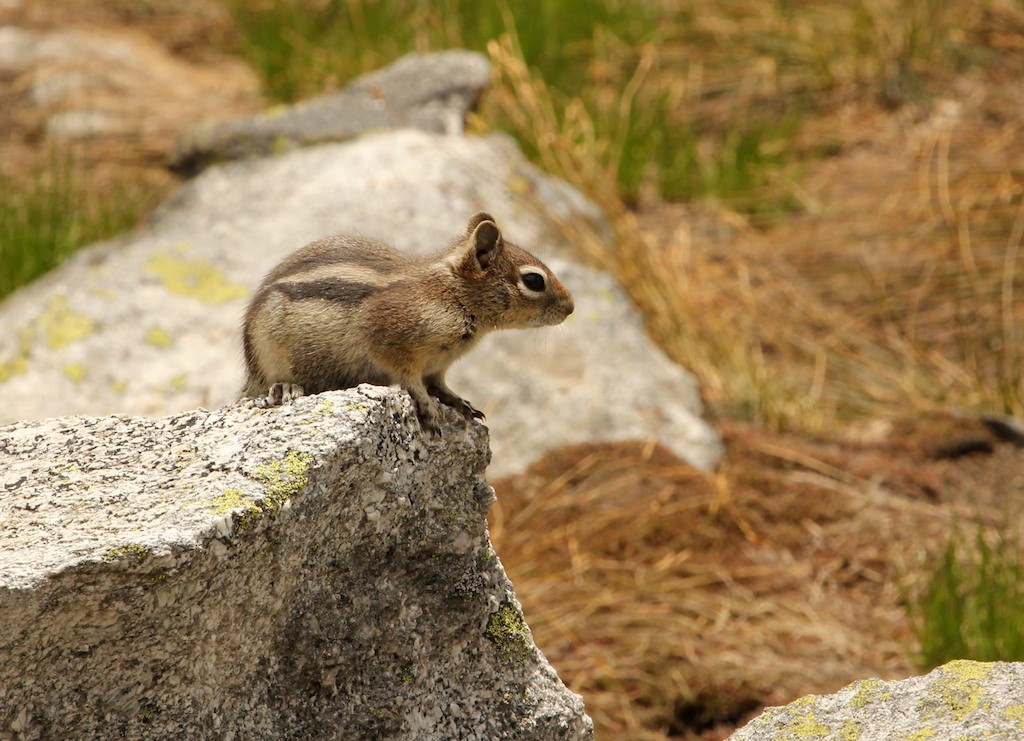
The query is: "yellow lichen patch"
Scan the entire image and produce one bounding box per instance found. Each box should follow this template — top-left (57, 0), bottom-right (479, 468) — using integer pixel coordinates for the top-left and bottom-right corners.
top-left (255, 451), bottom-right (313, 505)
top-left (1003, 704), bottom-right (1024, 727)
top-left (270, 134), bottom-right (293, 155)
top-left (782, 695), bottom-right (831, 736)
top-left (102, 543), bottom-right (152, 565)
top-left (508, 175), bottom-right (532, 195)
top-left (0, 354), bottom-right (28, 383)
top-left (932, 660), bottom-right (993, 723)
top-left (63, 364), bottom-right (86, 383)
top-left (144, 247), bottom-right (248, 305)
top-left (1, 327), bottom-right (34, 381)
top-left (38, 296), bottom-right (95, 349)
top-left (169, 373), bottom-right (188, 392)
top-left (207, 488), bottom-right (258, 516)
top-left (144, 327), bottom-right (174, 347)
top-left (110, 379), bottom-right (128, 394)
top-left (851, 678), bottom-right (893, 708)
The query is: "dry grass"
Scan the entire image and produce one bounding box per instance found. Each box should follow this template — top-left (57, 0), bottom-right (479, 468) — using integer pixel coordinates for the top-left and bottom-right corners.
top-left (484, 1), bottom-right (1024, 431)
top-left (488, 423), bottom-right (999, 739)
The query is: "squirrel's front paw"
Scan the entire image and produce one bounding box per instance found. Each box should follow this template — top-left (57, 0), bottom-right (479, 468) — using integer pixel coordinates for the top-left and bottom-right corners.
top-left (456, 398), bottom-right (485, 421)
top-left (255, 382), bottom-right (305, 408)
top-left (430, 387), bottom-right (485, 421)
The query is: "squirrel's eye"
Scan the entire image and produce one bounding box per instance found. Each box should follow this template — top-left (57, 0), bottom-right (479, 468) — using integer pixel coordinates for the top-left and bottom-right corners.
top-left (522, 271), bottom-right (546, 292)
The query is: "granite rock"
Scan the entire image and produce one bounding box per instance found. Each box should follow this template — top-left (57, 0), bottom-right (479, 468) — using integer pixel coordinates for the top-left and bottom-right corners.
top-left (0, 387), bottom-right (592, 740)
top-left (729, 660), bottom-right (1024, 741)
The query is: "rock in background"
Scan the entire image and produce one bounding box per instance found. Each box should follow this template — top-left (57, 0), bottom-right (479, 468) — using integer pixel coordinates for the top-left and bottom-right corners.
top-left (171, 49), bottom-right (492, 175)
top-left (0, 50), bottom-right (721, 475)
top-left (0, 387), bottom-right (592, 740)
top-left (728, 660), bottom-right (1024, 740)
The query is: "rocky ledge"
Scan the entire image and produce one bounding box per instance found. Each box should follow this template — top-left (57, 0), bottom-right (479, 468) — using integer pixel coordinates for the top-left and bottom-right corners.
top-left (0, 387), bottom-right (592, 740)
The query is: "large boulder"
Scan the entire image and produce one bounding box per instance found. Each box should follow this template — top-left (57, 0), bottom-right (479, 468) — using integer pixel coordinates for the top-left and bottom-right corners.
top-left (729, 660), bottom-right (1024, 740)
top-left (0, 387), bottom-right (592, 740)
top-left (0, 51), bottom-right (721, 476)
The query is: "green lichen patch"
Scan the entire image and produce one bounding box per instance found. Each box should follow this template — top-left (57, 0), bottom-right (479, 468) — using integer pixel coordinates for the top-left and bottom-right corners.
top-left (271, 134), bottom-right (293, 155)
top-left (145, 569), bottom-right (170, 585)
top-left (481, 545), bottom-right (496, 564)
top-left (484, 602), bottom-right (532, 663)
top-left (38, 296), bottom-right (95, 349)
top-left (202, 488), bottom-right (266, 535)
top-left (139, 700), bottom-right (160, 723)
top-left (144, 247), bottom-right (248, 305)
top-left (203, 452), bottom-right (316, 535)
top-left (103, 543), bottom-right (152, 566)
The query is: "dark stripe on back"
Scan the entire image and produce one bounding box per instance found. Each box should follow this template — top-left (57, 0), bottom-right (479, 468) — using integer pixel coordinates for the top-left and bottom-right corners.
top-left (276, 280), bottom-right (376, 303)
top-left (266, 239), bottom-right (403, 282)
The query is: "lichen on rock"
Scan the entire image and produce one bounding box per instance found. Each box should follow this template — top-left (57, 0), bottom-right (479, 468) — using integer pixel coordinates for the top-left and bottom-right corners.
top-left (729, 659), bottom-right (1024, 740)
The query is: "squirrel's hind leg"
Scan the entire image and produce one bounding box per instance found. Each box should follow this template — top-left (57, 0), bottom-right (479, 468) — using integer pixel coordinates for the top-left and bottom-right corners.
top-left (400, 380), bottom-right (443, 435)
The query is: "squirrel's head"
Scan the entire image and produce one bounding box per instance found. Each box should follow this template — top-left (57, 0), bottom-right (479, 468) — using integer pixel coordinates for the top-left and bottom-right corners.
top-left (449, 212), bottom-right (574, 329)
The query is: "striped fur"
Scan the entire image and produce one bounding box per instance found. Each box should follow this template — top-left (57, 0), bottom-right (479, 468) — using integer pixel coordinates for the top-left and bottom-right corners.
top-left (240, 213), bottom-right (574, 432)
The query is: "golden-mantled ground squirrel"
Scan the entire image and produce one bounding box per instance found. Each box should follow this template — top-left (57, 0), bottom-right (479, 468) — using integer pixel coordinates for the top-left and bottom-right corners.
top-left (241, 212), bottom-right (574, 433)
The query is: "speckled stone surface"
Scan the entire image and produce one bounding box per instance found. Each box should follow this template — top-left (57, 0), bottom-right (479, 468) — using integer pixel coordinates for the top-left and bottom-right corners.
top-left (728, 660), bottom-right (1024, 741)
top-left (0, 387), bottom-right (592, 740)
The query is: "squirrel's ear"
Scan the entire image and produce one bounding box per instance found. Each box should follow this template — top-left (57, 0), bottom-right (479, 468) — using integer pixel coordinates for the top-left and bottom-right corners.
top-left (466, 212), bottom-right (496, 233)
top-left (469, 219), bottom-right (502, 270)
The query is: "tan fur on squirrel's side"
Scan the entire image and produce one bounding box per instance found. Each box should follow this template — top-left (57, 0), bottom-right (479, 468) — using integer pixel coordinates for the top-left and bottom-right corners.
top-left (240, 212), bottom-right (574, 433)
